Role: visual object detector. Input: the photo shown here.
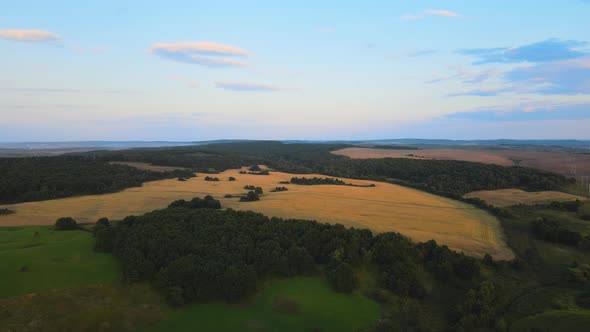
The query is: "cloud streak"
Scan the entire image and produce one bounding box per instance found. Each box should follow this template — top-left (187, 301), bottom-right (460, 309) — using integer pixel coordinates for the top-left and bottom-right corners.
top-left (446, 102), bottom-right (590, 122)
top-left (458, 39), bottom-right (588, 64)
top-left (215, 82), bottom-right (281, 92)
top-left (407, 49), bottom-right (437, 57)
top-left (0, 29), bottom-right (60, 42)
top-left (149, 41), bottom-right (250, 68)
top-left (401, 9), bottom-right (462, 20)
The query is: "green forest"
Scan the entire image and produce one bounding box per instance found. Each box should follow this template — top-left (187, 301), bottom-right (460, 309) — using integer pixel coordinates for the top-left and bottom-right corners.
top-left (0, 156), bottom-right (193, 204)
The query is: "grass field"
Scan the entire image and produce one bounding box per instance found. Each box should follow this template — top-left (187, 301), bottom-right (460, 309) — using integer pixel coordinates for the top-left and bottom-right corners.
top-left (109, 161), bottom-right (190, 172)
top-left (0, 283), bottom-right (167, 332)
top-left (0, 226), bottom-right (118, 298)
top-left (0, 168), bottom-right (513, 260)
top-left (510, 310), bottom-right (590, 332)
top-left (333, 147), bottom-right (590, 180)
top-left (465, 189), bottom-right (588, 207)
top-left (149, 277), bottom-right (380, 332)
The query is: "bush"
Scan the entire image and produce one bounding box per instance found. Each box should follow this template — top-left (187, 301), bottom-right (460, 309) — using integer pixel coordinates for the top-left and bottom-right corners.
top-left (249, 165), bottom-right (262, 172)
top-left (54, 217), bottom-right (78, 231)
top-left (240, 191), bottom-right (260, 202)
top-left (0, 208), bottom-right (14, 215)
top-left (270, 187), bottom-right (288, 192)
top-left (228, 177), bottom-right (236, 181)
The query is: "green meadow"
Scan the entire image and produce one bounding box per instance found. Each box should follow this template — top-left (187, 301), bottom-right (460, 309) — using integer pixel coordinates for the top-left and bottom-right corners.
top-left (0, 226), bottom-right (118, 298)
top-left (149, 277), bottom-right (381, 332)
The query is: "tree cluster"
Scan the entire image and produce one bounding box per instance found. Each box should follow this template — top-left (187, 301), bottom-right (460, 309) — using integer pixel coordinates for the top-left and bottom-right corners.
top-left (531, 218), bottom-right (584, 246)
top-left (94, 202), bottom-right (478, 306)
top-left (54, 217), bottom-right (79, 231)
top-left (549, 200), bottom-right (583, 212)
top-left (243, 185), bottom-right (263, 194)
top-left (239, 191), bottom-right (260, 202)
top-left (204, 176), bottom-right (220, 182)
top-left (248, 170), bottom-right (270, 175)
top-left (168, 196), bottom-right (221, 209)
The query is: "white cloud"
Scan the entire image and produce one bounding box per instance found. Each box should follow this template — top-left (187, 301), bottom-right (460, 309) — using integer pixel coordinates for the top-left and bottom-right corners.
top-left (0, 29), bottom-right (60, 42)
top-left (149, 41), bottom-right (250, 68)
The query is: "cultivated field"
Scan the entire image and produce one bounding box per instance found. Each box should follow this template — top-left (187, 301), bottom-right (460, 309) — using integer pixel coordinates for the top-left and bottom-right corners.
top-left (465, 189), bottom-right (588, 207)
top-left (109, 161), bottom-right (190, 172)
top-left (0, 168), bottom-right (513, 259)
top-left (333, 147), bottom-right (590, 179)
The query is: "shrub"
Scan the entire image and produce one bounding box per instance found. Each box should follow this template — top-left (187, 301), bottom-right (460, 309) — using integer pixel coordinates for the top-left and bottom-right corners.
top-left (240, 191), bottom-right (260, 202)
top-left (228, 177), bottom-right (236, 181)
top-left (249, 165), bottom-right (262, 172)
top-left (0, 208), bottom-right (14, 215)
top-left (54, 217), bottom-right (78, 231)
top-left (270, 187), bottom-right (288, 192)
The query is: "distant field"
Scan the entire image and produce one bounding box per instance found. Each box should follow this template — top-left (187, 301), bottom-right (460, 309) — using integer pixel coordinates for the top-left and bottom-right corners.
top-left (334, 147), bottom-right (514, 165)
top-left (0, 227), bottom-right (118, 298)
top-left (465, 189), bottom-right (588, 207)
top-left (109, 161), bottom-right (190, 172)
top-left (0, 168), bottom-right (513, 259)
top-left (333, 147), bottom-right (590, 179)
top-left (149, 277), bottom-right (380, 332)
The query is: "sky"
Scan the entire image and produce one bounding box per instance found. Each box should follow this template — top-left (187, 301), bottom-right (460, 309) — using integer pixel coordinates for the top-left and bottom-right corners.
top-left (1, 0), bottom-right (589, 141)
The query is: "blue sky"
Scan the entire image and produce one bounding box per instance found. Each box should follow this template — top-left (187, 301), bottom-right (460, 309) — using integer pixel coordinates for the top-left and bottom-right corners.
top-left (1, 0), bottom-right (589, 141)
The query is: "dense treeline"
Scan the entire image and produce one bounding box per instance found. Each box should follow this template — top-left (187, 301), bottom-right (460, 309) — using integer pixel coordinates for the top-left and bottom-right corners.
top-left (94, 201), bottom-right (480, 307)
top-left (290, 177), bottom-right (347, 185)
top-left (87, 141), bottom-right (574, 197)
top-left (0, 156), bottom-right (194, 204)
top-left (85, 146), bottom-right (264, 173)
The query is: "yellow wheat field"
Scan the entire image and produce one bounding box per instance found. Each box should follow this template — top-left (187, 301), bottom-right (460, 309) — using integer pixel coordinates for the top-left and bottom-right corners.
top-left (0, 168), bottom-right (514, 260)
top-left (465, 189), bottom-right (588, 207)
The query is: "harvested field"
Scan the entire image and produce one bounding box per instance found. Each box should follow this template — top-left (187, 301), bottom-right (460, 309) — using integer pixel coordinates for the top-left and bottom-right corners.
top-left (333, 147), bottom-right (590, 179)
top-left (465, 189), bottom-right (588, 207)
top-left (109, 161), bottom-right (190, 172)
top-left (0, 168), bottom-right (513, 259)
